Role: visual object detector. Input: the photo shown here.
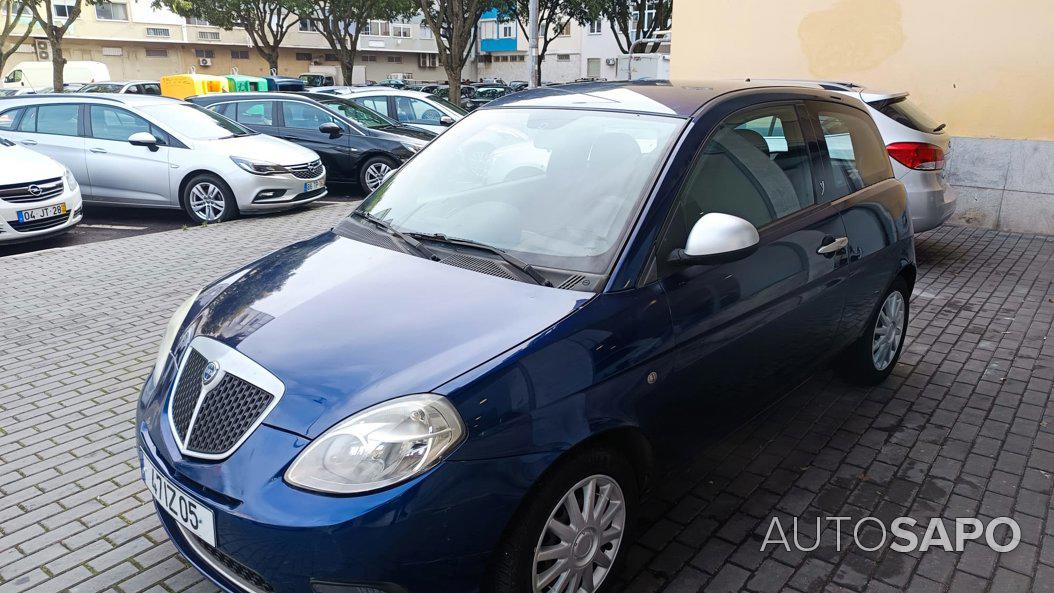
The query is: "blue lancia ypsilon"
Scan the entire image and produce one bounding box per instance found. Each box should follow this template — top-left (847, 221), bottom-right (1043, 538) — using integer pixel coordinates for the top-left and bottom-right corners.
top-left (138, 80), bottom-right (915, 593)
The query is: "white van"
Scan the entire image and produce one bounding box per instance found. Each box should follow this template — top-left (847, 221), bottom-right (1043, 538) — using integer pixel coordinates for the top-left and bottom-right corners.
top-left (2, 61), bottom-right (110, 92)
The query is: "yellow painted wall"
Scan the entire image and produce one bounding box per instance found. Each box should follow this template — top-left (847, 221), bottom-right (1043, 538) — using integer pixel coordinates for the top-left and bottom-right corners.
top-left (671, 0), bottom-right (1054, 140)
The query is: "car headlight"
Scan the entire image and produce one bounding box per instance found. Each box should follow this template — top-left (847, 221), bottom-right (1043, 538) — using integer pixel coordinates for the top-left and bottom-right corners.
top-left (148, 290), bottom-right (200, 386)
top-left (63, 168), bottom-right (78, 191)
top-left (231, 156), bottom-right (288, 175)
top-left (285, 393), bottom-right (465, 494)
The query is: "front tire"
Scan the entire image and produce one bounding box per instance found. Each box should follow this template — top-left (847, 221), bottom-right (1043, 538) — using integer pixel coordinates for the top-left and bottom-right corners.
top-left (840, 277), bottom-right (910, 385)
top-left (488, 447), bottom-right (637, 593)
top-left (359, 156), bottom-right (396, 193)
top-left (182, 174), bottom-right (237, 224)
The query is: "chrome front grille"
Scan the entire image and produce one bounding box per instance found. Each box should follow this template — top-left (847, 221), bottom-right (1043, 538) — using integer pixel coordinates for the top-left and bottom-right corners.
top-left (0, 177), bottom-right (64, 204)
top-left (167, 337), bottom-right (284, 460)
top-left (286, 160), bottom-right (324, 179)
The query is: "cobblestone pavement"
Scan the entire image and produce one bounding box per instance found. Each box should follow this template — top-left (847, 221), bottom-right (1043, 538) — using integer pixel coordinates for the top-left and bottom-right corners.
top-left (1, 220), bottom-right (1052, 593)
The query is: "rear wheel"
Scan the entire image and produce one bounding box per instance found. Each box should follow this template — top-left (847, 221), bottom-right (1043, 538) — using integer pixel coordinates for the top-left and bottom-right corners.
top-left (488, 447), bottom-right (637, 593)
top-left (182, 174), bottom-right (237, 224)
top-left (359, 156), bottom-right (396, 193)
top-left (840, 277), bottom-right (909, 385)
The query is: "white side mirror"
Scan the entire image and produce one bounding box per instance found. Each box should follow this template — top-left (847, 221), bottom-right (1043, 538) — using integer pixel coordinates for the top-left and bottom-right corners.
top-left (670, 212), bottom-right (760, 265)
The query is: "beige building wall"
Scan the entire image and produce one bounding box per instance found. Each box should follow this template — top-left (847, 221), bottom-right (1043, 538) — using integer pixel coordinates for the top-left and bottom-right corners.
top-left (670, 0), bottom-right (1054, 141)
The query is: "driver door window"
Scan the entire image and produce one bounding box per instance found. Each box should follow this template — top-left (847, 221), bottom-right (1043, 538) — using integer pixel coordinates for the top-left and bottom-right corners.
top-left (89, 105), bottom-right (157, 142)
top-left (281, 101), bottom-right (341, 131)
top-left (657, 104), bottom-right (814, 277)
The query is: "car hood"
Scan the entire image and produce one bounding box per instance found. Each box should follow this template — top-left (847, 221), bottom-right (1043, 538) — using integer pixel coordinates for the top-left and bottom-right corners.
top-left (192, 230), bottom-right (588, 439)
top-left (201, 133), bottom-right (320, 166)
top-left (0, 143), bottom-right (65, 183)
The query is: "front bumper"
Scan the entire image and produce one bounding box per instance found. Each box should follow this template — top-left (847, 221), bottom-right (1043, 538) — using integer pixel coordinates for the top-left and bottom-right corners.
top-left (137, 378), bottom-right (555, 593)
top-left (0, 186), bottom-right (83, 244)
top-left (227, 169), bottom-right (328, 214)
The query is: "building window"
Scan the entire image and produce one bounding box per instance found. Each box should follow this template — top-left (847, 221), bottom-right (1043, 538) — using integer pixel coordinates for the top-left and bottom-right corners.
top-left (588, 20), bottom-right (602, 34)
top-left (296, 52), bottom-right (312, 61)
top-left (101, 47), bottom-right (122, 56)
top-left (146, 27), bottom-right (171, 38)
top-left (94, 2), bottom-right (128, 21)
top-left (418, 23), bottom-right (433, 39)
top-left (361, 54), bottom-right (377, 62)
top-left (392, 23), bottom-right (411, 38)
top-left (500, 22), bottom-right (514, 38)
top-left (299, 19), bottom-right (320, 32)
top-left (364, 20), bottom-right (389, 36)
top-left (52, 1), bottom-right (73, 19)
top-left (194, 49), bottom-right (214, 59)
top-left (324, 53), bottom-right (337, 62)
top-left (197, 31), bottom-right (220, 41)
top-left (418, 53), bottom-right (437, 68)
top-left (231, 49), bottom-right (249, 60)
top-left (145, 48), bottom-right (168, 58)
top-left (557, 53), bottom-right (570, 61)
top-left (387, 55), bottom-right (401, 63)
top-left (186, 17), bottom-right (210, 26)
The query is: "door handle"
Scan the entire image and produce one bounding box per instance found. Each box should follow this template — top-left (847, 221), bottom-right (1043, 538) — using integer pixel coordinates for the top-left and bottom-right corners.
top-left (89, 147), bottom-right (107, 154)
top-left (817, 236), bottom-right (849, 255)
top-left (20, 139), bottom-right (37, 146)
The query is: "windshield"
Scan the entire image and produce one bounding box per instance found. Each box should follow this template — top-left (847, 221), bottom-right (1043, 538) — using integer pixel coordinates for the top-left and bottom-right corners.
top-left (82, 83), bottom-right (124, 93)
top-left (431, 94), bottom-right (467, 116)
top-left (139, 103), bottom-right (254, 140)
top-left (357, 108), bottom-right (684, 274)
top-left (321, 98), bottom-right (394, 129)
top-left (474, 87), bottom-right (507, 100)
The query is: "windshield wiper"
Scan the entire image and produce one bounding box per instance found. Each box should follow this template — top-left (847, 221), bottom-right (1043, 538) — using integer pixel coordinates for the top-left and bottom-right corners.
top-left (350, 210), bottom-right (440, 261)
top-left (411, 233), bottom-right (552, 287)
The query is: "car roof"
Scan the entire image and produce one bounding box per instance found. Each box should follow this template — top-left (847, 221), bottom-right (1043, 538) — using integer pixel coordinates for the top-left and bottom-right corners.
top-left (187, 91), bottom-right (315, 103)
top-left (0, 93), bottom-right (178, 107)
top-left (482, 79), bottom-right (863, 117)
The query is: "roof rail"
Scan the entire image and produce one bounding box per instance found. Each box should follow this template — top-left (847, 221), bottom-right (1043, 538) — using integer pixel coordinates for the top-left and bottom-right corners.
top-left (0, 93), bottom-right (127, 103)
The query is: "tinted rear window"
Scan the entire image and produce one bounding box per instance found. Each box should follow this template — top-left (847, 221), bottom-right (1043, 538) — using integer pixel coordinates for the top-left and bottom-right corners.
top-left (870, 97), bottom-right (943, 134)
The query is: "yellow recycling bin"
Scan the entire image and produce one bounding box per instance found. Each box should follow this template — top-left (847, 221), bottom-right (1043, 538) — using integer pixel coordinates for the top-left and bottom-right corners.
top-left (160, 74), bottom-right (230, 100)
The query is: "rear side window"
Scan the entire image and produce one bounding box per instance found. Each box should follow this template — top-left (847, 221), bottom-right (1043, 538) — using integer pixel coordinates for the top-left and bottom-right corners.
top-left (35, 104), bottom-right (80, 136)
top-left (0, 108), bottom-right (21, 130)
top-left (807, 101), bottom-right (891, 198)
top-left (354, 96), bottom-right (391, 118)
top-left (870, 97), bottom-right (942, 134)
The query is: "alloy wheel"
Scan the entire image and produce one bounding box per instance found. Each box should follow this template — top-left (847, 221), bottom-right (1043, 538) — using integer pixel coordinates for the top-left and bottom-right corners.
top-left (188, 182), bottom-right (226, 222)
top-left (364, 161), bottom-right (392, 191)
top-left (533, 474), bottom-right (626, 593)
top-left (872, 291), bottom-right (905, 371)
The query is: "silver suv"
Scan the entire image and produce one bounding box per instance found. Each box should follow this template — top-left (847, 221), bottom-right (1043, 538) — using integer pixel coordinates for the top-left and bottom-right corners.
top-left (0, 94), bottom-right (326, 223)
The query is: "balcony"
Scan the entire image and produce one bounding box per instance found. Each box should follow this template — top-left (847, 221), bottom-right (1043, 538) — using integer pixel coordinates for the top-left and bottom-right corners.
top-left (480, 37), bottom-right (517, 53)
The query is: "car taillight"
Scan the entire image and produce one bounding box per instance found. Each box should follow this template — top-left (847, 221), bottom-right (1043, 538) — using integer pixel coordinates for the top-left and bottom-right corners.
top-left (886, 142), bottom-right (945, 171)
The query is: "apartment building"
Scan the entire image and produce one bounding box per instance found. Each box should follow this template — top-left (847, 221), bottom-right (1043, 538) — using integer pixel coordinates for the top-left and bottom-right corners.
top-left (1, 3), bottom-right (448, 83)
top-left (475, 9), bottom-right (628, 84)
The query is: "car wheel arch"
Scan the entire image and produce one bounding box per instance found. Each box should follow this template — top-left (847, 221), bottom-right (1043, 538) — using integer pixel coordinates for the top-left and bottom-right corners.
top-left (177, 169), bottom-right (235, 211)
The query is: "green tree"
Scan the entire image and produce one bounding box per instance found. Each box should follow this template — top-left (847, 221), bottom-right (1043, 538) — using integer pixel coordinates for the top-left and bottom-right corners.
top-left (1, 0), bottom-right (36, 80)
top-left (572, 0), bottom-right (672, 54)
top-left (26, 0), bottom-right (93, 90)
top-left (157, 0), bottom-right (311, 72)
top-left (417, 0), bottom-right (489, 102)
top-left (494, 0), bottom-right (573, 86)
top-left (310, 0), bottom-right (417, 84)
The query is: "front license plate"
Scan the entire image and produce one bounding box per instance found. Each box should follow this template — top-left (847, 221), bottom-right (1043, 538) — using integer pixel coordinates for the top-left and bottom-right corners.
top-left (141, 450), bottom-right (216, 546)
top-left (304, 178), bottom-right (324, 192)
top-left (17, 203), bottom-right (66, 223)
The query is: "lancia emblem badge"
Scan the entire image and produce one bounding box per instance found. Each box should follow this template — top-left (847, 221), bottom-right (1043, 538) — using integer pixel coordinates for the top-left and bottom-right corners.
top-left (202, 361), bottom-right (220, 385)
top-left (28, 184), bottom-right (42, 196)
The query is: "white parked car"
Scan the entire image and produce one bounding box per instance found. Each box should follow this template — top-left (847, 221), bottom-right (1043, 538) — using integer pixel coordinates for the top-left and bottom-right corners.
top-left (314, 87), bottom-right (465, 134)
top-left (0, 94), bottom-right (326, 223)
top-left (0, 136), bottom-right (83, 244)
top-left (79, 81), bottom-right (162, 95)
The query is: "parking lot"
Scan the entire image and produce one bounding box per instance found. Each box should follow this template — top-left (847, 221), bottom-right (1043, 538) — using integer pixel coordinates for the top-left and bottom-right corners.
top-left (0, 205), bottom-right (1051, 593)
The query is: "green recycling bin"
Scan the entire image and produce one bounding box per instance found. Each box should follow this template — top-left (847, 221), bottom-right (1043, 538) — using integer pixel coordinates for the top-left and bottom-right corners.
top-left (226, 74), bottom-right (267, 92)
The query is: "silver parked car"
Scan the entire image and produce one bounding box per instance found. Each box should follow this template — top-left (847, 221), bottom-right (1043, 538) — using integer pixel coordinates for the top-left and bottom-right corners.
top-left (760, 80), bottom-right (954, 232)
top-left (0, 94), bottom-right (326, 223)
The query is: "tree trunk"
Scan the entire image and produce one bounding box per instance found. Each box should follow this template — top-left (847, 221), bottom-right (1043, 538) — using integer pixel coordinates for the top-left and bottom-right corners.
top-left (534, 54), bottom-right (543, 86)
top-left (266, 52), bottom-right (279, 74)
top-left (446, 67), bottom-right (460, 106)
top-left (51, 38), bottom-right (65, 91)
top-left (340, 59), bottom-right (355, 85)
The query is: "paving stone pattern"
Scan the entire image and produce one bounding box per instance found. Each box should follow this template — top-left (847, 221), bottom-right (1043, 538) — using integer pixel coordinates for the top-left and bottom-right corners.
top-left (1, 219), bottom-right (1053, 593)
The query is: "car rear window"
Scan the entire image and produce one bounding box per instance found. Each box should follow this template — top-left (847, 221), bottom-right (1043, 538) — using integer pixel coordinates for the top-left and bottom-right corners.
top-left (869, 97), bottom-right (943, 134)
